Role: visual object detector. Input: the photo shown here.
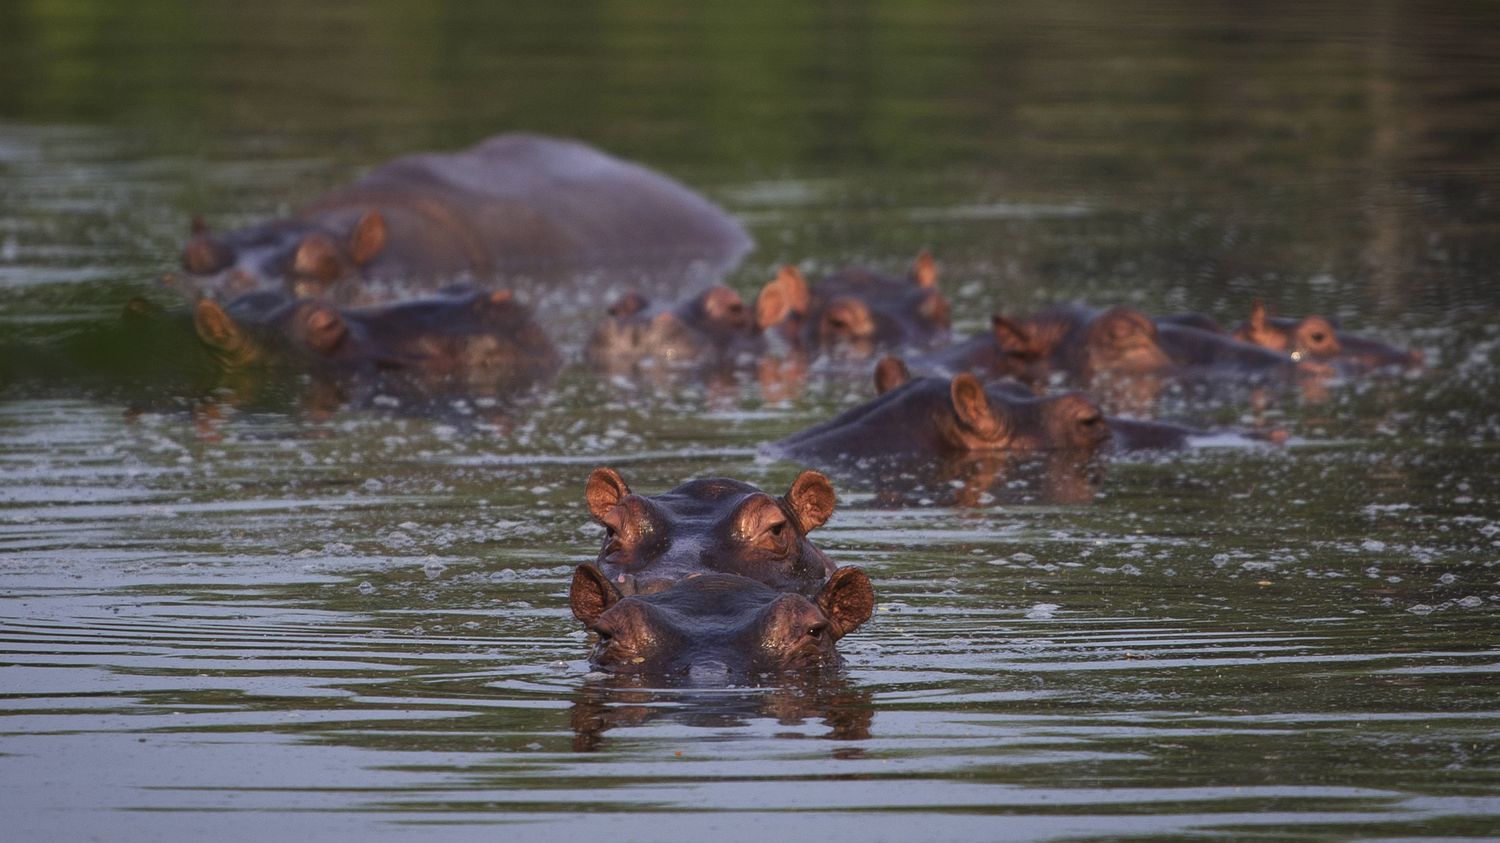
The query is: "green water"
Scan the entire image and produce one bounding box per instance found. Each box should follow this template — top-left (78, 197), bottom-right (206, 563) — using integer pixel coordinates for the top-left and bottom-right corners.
top-left (2, 2), bottom-right (1499, 840)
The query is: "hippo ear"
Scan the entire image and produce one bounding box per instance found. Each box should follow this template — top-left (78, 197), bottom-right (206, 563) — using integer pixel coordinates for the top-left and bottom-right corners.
top-left (570, 565), bottom-right (622, 625)
top-left (785, 470), bottom-right (836, 532)
top-left (754, 279), bottom-right (791, 331)
top-left (773, 265), bottom-right (810, 315)
top-left (182, 232), bottom-right (233, 275)
top-left (349, 210), bottom-right (387, 266)
top-left (991, 314), bottom-right (1038, 354)
top-left (873, 356), bottom-right (911, 395)
top-left (193, 299), bottom-right (242, 351)
top-left (608, 292), bottom-right (649, 318)
top-left (1248, 299), bottom-right (1271, 332)
top-left (816, 566), bottom-right (874, 639)
top-left (586, 467), bottom-right (631, 523)
top-left (950, 374), bottom-right (1003, 439)
top-left (293, 233), bottom-right (344, 281)
top-left (911, 250), bottom-right (938, 289)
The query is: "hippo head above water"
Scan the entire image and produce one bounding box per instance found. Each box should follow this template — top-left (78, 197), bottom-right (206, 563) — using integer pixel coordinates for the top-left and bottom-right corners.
top-left (773, 369), bottom-right (1110, 464)
top-left (763, 253), bottom-right (951, 358)
top-left (584, 467), bottom-right (839, 596)
top-left (569, 566), bottom-right (874, 678)
top-left (178, 212), bottom-right (392, 299)
top-left (584, 274), bottom-right (801, 372)
top-left (1232, 300), bottom-right (1423, 373)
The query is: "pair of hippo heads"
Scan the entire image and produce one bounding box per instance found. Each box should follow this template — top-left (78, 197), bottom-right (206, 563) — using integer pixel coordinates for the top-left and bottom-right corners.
top-left (923, 300), bottom-right (1421, 391)
top-left (586, 252), bottom-right (952, 375)
top-left (191, 285), bottom-right (560, 394)
top-left (171, 134), bottom-right (754, 300)
top-left (569, 467), bottom-right (875, 678)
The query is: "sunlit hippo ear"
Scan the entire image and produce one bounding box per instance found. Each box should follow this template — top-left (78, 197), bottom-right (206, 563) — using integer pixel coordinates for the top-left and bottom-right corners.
top-left (815, 566), bottom-right (875, 639)
top-left (193, 299), bottom-right (243, 351)
top-left (293, 232), bottom-right (345, 282)
top-left (298, 304), bottom-right (348, 356)
top-left (873, 356), bottom-right (911, 395)
top-left (773, 265), bottom-right (811, 315)
top-left (911, 250), bottom-right (938, 289)
top-left (570, 565), bottom-right (623, 625)
top-left (784, 470), bottom-right (836, 533)
top-left (586, 467), bottom-right (631, 523)
top-left (754, 276), bottom-right (791, 331)
top-left (950, 373), bottom-right (1003, 439)
top-left (1235, 299), bottom-right (1281, 350)
top-left (348, 210), bottom-right (387, 266)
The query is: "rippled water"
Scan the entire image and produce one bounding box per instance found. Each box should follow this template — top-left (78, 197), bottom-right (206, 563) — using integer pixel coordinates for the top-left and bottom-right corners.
top-left (3, 2), bottom-right (1500, 840)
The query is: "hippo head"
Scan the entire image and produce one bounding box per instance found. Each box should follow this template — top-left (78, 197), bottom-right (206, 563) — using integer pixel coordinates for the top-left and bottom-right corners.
top-left (800, 252), bottom-right (951, 357)
top-left (192, 293), bottom-right (379, 375)
top-left (1076, 306), bottom-right (1173, 380)
top-left (935, 374), bottom-right (1111, 453)
top-left (570, 566), bottom-right (874, 679)
top-left (173, 211), bottom-right (388, 296)
top-left (585, 285), bottom-right (783, 371)
top-left (583, 467), bottom-right (838, 596)
top-left (1234, 300), bottom-right (1422, 373)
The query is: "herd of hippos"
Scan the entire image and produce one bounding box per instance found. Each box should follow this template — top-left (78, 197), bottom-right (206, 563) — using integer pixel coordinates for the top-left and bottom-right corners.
top-left (151, 133), bottom-right (1424, 679)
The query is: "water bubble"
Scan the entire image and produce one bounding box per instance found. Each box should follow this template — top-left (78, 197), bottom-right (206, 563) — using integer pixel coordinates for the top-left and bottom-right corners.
top-left (357, 581), bottom-right (376, 594)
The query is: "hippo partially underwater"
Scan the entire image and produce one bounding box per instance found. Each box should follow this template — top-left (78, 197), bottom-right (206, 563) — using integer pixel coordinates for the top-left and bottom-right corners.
top-left (172, 133), bottom-right (754, 300)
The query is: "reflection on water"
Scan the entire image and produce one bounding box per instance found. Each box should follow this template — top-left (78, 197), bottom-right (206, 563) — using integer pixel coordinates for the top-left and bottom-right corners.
top-left (3, 0), bottom-right (1500, 839)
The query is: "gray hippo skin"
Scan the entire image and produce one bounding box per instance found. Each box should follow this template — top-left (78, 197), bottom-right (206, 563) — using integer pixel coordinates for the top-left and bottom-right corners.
top-left (175, 134), bottom-right (753, 298)
top-left (569, 566), bottom-right (874, 678)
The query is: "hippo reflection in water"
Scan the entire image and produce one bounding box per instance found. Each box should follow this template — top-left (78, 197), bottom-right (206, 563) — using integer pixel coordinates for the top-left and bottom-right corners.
top-left (172, 133), bottom-right (753, 300)
top-left (569, 565), bottom-right (874, 679)
top-left (583, 467), bottom-right (838, 596)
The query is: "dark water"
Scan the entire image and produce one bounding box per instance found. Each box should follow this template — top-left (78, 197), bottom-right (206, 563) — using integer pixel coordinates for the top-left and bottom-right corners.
top-left (3, 2), bottom-right (1499, 840)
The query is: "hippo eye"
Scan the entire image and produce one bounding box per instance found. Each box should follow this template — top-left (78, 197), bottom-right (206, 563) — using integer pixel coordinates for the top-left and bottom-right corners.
top-left (805, 622), bottom-right (829, 640)
top-left (1078, 413), bottom-right (1103, 428)
top-left (1310, 332), bottom-right (1326, 343)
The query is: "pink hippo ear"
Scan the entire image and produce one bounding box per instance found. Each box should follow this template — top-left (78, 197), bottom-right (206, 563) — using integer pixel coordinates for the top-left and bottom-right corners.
top-left (293, 233), bottom-right (345, 282)
top-left (570, 565), bottom-right (622, 625)
top-left (608, 292), bottom-right (649, 318)
top-left (950, 373), bottom-right (1003, 440)
top-left (773, 265), bottom-right (811, 315)
top-left (181, 218), bottom-right (233, 275)
top-left (873, 356), bottom-right (911, 395)
top-left (193, 299), bottom-right (242, 351)
top-left (816, 566), bottom-right (875, 639)
top-left (784, 470), bottom-right (837, 533)
top-left (754, 280), bottom-right (791, 331)
top-left (991, 314), bottom-right (1039, 355)
top-left (586, 467), bottom-right (632, 523)
top-left (911, 250), bottom-right (938, 289)
top-left (349, 210), bottom-right (387, 266)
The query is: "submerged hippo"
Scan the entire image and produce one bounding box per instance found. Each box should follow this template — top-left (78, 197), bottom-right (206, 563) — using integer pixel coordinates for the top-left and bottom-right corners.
top-left (765, 253), bottom-right (951, 358)
top-left (193, 285), bottom-right (560, 393)
top-left (1231, 300), bottom-right (1423, 373)
top-left (569, 565), bottom-right (874, 678)
top-left (583, 269), bottom-right (803, 374)
top-left (583, 467), bottom-right (838, 596)
top-left (773, 370), bottom-right (1111, 463)
top-left (173, 134), bottom-right (753, 298)
top-left (775, 358), bottom-right (1282, 470)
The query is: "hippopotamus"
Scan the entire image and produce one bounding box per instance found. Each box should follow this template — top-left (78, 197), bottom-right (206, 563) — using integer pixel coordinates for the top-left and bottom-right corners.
top-left (1231, 300), bottom-right (1423, 373)
top-left (583, 467), bottom-right (839, 596)
top-left (171, 133), bottom-right (753, 299)
top-left (774, 358), bottom-right (1284, 472)
top-left (583, 270), bottom-right (803, 375)
top-left (763, 253), bottom-right (951, 358)
top-left (773, 370), bottom-right (1111, 464)
top-left (568, 565), bottom-right (874, 678)
top-left (192, 285), bottom-right (560, 393)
